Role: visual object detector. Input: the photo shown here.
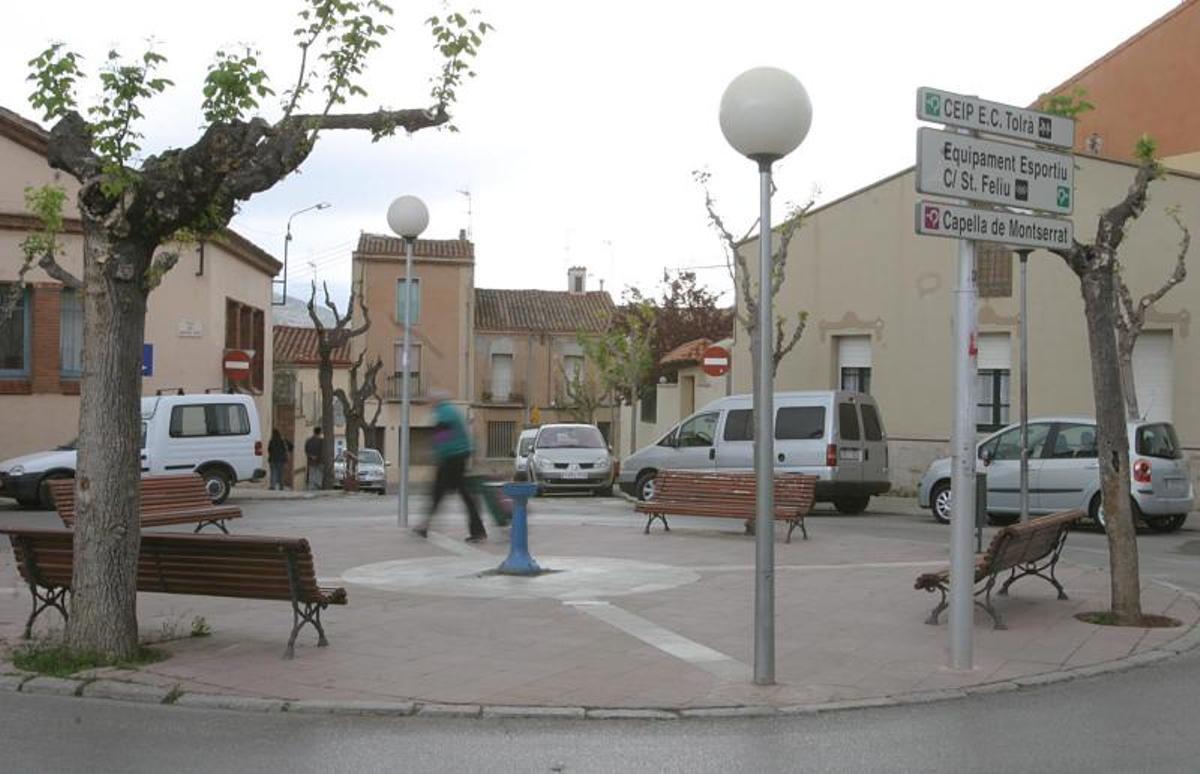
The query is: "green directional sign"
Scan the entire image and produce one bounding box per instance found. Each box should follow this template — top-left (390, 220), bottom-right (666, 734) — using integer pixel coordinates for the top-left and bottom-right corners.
top-left (1057, 186), bottom-right (1071, 209)
top-left (924, 92), bottom-right (941, 118)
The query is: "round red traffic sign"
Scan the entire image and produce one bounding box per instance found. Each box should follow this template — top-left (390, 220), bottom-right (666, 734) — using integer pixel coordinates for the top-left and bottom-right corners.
top-left (701, 345), bottom-right (730, 377)
top-left (223, 349), bottom-right (253, 382)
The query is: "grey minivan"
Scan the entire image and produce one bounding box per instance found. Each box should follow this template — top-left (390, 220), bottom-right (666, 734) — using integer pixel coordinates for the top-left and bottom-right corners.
top-left (617, 391), bottom-right (890, 513)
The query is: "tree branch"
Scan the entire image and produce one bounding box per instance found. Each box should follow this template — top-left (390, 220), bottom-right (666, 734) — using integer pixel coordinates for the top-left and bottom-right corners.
top-left (283, 107), bottom-right (447, 136)
top-left (773, 312), bottom-right (808, 373)
top-left (45, 111), bottom-right (102, 182)
top-left (1135, 210), bottom-right (1190, 318)
top-left (35, 249), bottom-right (83, 289)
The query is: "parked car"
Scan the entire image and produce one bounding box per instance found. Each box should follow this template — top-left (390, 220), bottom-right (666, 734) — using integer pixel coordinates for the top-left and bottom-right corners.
top-left (528, 423), bottom-right (615, 496)
top-left (332, 447), bottom-right (388, 494)
top-left (513, 428), bottom-right (539, 481)
top-left (917, 416), bottom-right (1193, 532)
top-left (0, 393), bottom-right (264, 509)
top-left (617, 390), bottom-right (890, 513)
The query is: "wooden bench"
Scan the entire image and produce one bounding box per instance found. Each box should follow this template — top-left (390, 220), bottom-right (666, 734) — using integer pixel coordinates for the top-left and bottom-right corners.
top-left (635, 471), bottom-right (817, 542)
top-left (914, 508), bottom-right (1083, 630)
top-left (50, 474), bottom-right (241, 534)
top-left (3, 528), bottom-right (347, 659)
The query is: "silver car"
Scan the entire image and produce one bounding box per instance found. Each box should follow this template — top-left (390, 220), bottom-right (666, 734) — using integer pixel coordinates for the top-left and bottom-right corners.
top-left (917, 417), bottom-right (1193, 532)
top-left (513, 428), bottom-right (539, 482)
top-left (528, 423), bottom-right (615, 496)
top-left (333, 448), bottom-right (388, 494)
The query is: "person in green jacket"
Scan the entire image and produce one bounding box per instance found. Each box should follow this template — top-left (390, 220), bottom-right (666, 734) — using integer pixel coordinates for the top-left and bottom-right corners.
top-left (412, 396), bottom-right (486, 542)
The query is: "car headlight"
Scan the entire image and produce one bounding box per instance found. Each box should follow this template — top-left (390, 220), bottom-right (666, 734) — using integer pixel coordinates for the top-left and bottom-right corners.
top-left (595, 458), bottom-right (611, 469)
top-left (7, 465), bottom-right (23, 476)
top-left (537, 457), bottom-right (554, 471)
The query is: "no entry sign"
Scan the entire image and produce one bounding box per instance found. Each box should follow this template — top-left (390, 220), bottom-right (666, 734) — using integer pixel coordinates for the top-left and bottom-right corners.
top-left (701, 345), bottom-right (730, 377)
top-left (223, 349), bottom-right (253, 382)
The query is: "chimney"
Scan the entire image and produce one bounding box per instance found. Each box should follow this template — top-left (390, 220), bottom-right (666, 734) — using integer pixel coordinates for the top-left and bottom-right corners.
top-left (568, 266), bottom-right (587, 294)
top-left (458, 228), bottom-right (467, 241)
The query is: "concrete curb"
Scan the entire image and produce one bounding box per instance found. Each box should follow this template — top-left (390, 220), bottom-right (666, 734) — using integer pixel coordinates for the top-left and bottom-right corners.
top-left (2, 584), bottom-right (1196, 721)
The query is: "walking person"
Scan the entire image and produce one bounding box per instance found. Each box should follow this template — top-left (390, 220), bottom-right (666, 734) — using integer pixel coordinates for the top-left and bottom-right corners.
top-left (412, 396), bottom-right (486, 542)
top-left (305, 426), bottom-right (325, 490)
top-left (267, 428), bottom-right (291, 490)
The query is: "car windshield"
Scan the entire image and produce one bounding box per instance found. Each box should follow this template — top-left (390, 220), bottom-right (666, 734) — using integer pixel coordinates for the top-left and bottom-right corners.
top-left (358, 449), bottom-right (384, 465)
top-left (536, 426), bottom-right (605, 449)
top-left (518, 437), bottom-right (535, 455)
top-left (1136, 423), bottom-right (1182, 460)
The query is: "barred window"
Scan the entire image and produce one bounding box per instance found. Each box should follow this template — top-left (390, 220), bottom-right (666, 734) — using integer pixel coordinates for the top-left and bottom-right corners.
top-left (976, 242), bottom-right (1013, 298)
top-left (487, 420), bottom-right (517, 458)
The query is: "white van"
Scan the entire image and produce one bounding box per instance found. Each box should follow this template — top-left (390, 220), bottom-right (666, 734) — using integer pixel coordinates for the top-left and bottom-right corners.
top-left (0, 393), bottom-right (264, 508)
top-left (616, 391), bottom-right (890, 513)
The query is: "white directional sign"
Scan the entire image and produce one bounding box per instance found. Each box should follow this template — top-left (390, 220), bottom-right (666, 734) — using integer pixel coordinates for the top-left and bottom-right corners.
top-left (915, 200), bottom-right (1074, 251)
top-left (916, 127), bottom-right (1074, 214)
top-left (917, 87), bottom-right (1075, 149)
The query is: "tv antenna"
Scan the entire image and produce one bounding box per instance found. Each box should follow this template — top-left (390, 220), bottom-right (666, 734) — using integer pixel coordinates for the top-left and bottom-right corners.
top-left (458, 188), bottom-right (473, 240)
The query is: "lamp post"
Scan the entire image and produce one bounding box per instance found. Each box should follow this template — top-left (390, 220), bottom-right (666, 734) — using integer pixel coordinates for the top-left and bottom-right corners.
top-left (275, 202), bottom-right (331, 305)
top-left (387, 195), bottom-right (429, 528)
top-left (719, 67), bottom-right (812, 686)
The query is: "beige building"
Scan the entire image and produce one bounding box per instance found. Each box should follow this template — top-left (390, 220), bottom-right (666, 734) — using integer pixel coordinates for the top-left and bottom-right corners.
top-left (0, 107), bottom-right (279, 462)
top-left (271, 325), bottom-right (352, 486)
top-left (351, 234), bottom-right (615, 479)
top-left (733, 157), bottom-right (1200, 492)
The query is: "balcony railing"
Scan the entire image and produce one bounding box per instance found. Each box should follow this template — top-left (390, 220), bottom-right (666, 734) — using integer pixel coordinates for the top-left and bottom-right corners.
top-left (384, 373), bottom-right (422, 401)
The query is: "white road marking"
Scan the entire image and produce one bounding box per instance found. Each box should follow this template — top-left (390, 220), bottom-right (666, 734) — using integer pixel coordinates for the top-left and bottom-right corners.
top-left (563, 600), bottom-right (749, 681)
top-left (682, 560), bottom-right (944, 572)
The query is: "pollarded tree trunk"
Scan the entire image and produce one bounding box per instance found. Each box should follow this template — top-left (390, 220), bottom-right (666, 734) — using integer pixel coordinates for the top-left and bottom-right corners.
top-left (1080, 268), bottom-right (1141, 622)
top-left (319, 364), bottom-right (337, 490)
top-left (67, 234), bottom-right (149, 659)
top-left (1118, 340), bottom-right (1140, 421)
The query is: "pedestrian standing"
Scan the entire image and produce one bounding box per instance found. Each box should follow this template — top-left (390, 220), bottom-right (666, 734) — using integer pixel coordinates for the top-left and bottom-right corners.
top-left (305, 426), bottom-right (325, 490)
top-left (412, 396), bottom-right (486, 542)
top-left (267, 428), bottom-right (290, 490)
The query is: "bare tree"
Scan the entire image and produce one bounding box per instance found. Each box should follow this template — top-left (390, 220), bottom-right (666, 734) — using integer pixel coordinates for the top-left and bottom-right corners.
top-left (14, 3), bottom-right (489, 659)
top-left (1114, 208), bottom-right (1189, 420)
top-left (694, 170), bottom-right (813, 377)
top-left (334, 350), bottom-right (385, 467)
top-left (557, 360), bottom-right (605, 424)
top-left (307, 282), bottom-right (370, 489)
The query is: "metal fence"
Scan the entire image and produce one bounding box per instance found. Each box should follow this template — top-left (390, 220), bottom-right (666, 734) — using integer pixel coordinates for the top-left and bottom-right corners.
top-left (486, 421), bottom-right (517, 458)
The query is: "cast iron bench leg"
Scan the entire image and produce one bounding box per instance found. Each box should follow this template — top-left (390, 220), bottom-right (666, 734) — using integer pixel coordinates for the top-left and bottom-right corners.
top-left (24, 585), bottom-right (69, 639)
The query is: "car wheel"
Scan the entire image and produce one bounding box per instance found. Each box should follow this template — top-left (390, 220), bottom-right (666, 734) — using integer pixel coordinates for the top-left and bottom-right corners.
top-left (1144, 513), bottom-right (1187, 533)
top-left (200, 467), bottom-right (232, 505)
top-left (1089, 494), bottom-right (1141, 532)
top-left (833, 496), bottom-right (870, 515)
top-left (37, 473), bottom-right (72, 511)
top-left (635, 471), bottom-right (658, 501)
top-left (930, 481), bottom-right (952, 524)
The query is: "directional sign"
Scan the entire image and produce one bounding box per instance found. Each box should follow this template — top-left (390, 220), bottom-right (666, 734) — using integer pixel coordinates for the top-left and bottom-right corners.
top-left (223, 349), bottom-right (253, 383)
top-left (917, 87), bottom-right (1075, 149)
top-left (915, 200), bottom-right (1074, 251)
top-left (916, 127), bottom-right (1074, 214)
top-left (141, 344), bottom-right (154, 377)
top-left (701, 345), bottom-right (730, 377)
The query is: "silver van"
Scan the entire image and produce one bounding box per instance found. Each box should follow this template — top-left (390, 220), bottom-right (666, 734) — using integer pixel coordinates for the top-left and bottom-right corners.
top-left (617, 391), bottom-right (890, 513)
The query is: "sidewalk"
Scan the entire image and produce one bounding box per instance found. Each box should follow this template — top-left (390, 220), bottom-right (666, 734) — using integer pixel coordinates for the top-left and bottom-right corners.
top-left (1, 496), bottom-right (1197, 715)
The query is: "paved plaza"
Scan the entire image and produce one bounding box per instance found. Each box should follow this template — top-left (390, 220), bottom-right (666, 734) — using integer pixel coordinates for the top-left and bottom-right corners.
top-left (0, 493), bottom-right (1197, 712)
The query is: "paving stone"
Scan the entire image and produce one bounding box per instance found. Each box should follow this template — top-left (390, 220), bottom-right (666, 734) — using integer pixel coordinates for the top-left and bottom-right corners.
top-left (21, 677), bottom-right (84, 697)
top-left (679, 706), bottom-right (776, 719)
top-left (964, 681), bottom-right (1019, 696)
top-left (585, 708), bottom-right (678, 720)
top-left (174, 693), bottom-right (286, 712)
top-left (81, 680), bottom-right (174, 704)
top-left (482, 705), bottom-right (586, 719)
top-left (898, 689), bottom-right (967, 704)
top-left (416, 703), bottom-right (481, 718)
top-left (810, 697), bottom-right (898, 713)
top-left (287, 699), bottom-right (415, 716)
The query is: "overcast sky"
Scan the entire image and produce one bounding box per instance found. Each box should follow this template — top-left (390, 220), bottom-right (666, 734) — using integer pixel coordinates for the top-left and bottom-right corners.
top-left (0, 1), bottom-right (1180, 305)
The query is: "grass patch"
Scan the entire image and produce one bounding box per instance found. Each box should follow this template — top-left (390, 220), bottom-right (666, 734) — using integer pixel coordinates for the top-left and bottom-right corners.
top-left (11, 639), bottom-right (167, 678)
top-left (1075, 611), bottom-right (1182, 628)
top-left (190, 616), bottom-right (212, 638)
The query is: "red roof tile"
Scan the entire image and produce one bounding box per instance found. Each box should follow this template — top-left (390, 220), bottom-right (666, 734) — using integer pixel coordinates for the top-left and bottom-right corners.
top-left (660, 337), bottom-right (712, 366)
top-left (356, 232), bottom-right (475, 259)
top-left (474, 289), bottom-right (614, 333)
top-left (273, 325), bottom-right (352, 367)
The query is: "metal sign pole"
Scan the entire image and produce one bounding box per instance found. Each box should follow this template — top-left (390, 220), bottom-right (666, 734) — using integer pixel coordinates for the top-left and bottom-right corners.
top-left (753, 160), bottom-right (777, 686)
top-left (398, 238), bottom-right (414, 528)
top-left (1017, 249), bottom-right (1032, 522)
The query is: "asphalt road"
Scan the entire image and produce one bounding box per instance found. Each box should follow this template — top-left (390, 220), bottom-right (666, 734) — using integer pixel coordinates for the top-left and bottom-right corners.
top-left (1, 493), bottom-right (1197, 773)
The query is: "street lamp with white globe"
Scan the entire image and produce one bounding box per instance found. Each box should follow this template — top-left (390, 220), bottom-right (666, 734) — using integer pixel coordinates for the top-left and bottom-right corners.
top-left (719, 66), bottom-right (812, 686)
top-left (387, 195), bottom-right (429, 528)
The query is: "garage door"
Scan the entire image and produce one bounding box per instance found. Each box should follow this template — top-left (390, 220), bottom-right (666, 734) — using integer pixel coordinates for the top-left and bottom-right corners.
top-left (1132, 331), bottom-right (1172, 422)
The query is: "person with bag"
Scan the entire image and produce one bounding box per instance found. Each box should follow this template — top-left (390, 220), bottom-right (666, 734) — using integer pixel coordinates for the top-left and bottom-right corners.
top-left (412, 396), bottom-right (486, 542)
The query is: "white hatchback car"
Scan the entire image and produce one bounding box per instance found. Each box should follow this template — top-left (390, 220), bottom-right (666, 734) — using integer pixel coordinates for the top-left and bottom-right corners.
top-left (918, 417), bottom-right (1193, 532)
top-left (0, 393), bottom-right (264, 508)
